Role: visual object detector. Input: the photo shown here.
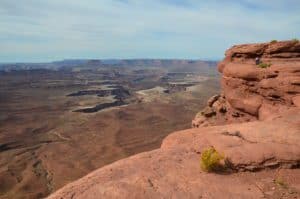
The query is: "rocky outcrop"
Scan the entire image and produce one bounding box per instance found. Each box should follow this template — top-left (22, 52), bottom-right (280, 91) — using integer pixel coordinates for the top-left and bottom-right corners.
top-left (193, 40), bottom-right (300, 127)
top-left (48, 108), bottom-right (300, 199)
top-left (48, 41), bottom-right (300, 199)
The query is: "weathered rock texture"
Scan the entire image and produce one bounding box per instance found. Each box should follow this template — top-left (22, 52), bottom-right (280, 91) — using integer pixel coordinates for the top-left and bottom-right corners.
top-left (193, 40), bottom-right (300, 127)
top-left (48, 41), bottom-right (300, 199)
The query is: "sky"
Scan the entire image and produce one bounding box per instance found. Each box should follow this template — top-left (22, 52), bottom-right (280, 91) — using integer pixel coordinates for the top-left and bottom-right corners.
top-left (0, 0), bottom-right (299, 62)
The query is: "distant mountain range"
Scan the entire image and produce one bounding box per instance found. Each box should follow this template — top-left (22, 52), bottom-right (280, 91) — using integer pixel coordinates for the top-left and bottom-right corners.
top-left (0, 59), bottom-right (218, 72)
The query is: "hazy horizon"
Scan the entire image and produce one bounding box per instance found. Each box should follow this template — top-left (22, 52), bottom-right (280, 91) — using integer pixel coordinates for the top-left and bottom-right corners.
top-left (0, 58), bottom-right (221, 64)
top-left (1, 0), bottom-right (299, 62)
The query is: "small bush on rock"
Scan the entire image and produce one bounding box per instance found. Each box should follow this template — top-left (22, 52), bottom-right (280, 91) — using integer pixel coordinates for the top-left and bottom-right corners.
top-left (270, 40), bottom-right (277, 44)
top-left (258, 62), bottom-right (271, 68)
top-left (200, 147), bottom-right (224, 172)
top-left (274, 177), bottom-right (288, 189)
top-left (292, 38), bottom-right (299, 43)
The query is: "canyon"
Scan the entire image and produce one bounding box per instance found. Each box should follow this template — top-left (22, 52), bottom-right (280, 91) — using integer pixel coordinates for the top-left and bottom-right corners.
top-left (48, 40), bottom-right (300, 199)
top-left (0, 60), bottom-right (219, 198)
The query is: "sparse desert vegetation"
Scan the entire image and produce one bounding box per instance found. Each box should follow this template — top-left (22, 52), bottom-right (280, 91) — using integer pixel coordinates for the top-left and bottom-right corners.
top-left (274, 177), bottom-right (288, 189)
top-left (200, 147), bottom-right (224, 172)
top-left (258, 62), bottom-right (272, 68)
top-left (270, 40), bottom-right (278, 43)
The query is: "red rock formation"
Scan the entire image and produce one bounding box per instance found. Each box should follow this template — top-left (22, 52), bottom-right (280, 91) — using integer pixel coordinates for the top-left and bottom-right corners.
top-left (193, 40), bottom-right (300, 127)
top-left (48, 41), bottom-right (300, 199)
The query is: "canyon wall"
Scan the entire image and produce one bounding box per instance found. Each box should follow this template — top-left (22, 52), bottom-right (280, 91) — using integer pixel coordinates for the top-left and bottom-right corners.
top-left (193, 40), bottom-right (300, 127)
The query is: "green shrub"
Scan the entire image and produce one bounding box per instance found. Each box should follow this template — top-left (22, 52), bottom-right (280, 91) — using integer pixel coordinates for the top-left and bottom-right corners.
top-left (258, 62), bottom-right (271, 68)
top-left (292, 38), bottom-right (299, 43)
top-left (200, 147), bottom-right (224, 172)
top-left (270, 40), bottom-right (277, 44)
top-left (274, 177), bottom-right (288, 189)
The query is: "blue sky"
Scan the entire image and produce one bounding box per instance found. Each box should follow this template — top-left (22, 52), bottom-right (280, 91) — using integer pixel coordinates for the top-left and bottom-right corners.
top-left (0, 0), bottom-right (299, 62)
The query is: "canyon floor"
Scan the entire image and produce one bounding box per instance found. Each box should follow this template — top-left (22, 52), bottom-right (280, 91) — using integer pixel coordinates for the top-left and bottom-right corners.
top-left (0, 61), bottom-right (219, 198)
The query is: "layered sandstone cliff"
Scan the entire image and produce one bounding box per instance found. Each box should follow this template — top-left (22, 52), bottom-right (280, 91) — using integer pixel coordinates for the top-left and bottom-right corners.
top-left (48, 41), bottom-right (300, 199)
top-left (193, 40), bottom-right (300, 127)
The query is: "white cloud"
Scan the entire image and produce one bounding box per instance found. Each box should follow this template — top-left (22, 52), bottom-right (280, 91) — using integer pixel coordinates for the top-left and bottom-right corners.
top-left (0, 0), bottom-right (299, 62)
